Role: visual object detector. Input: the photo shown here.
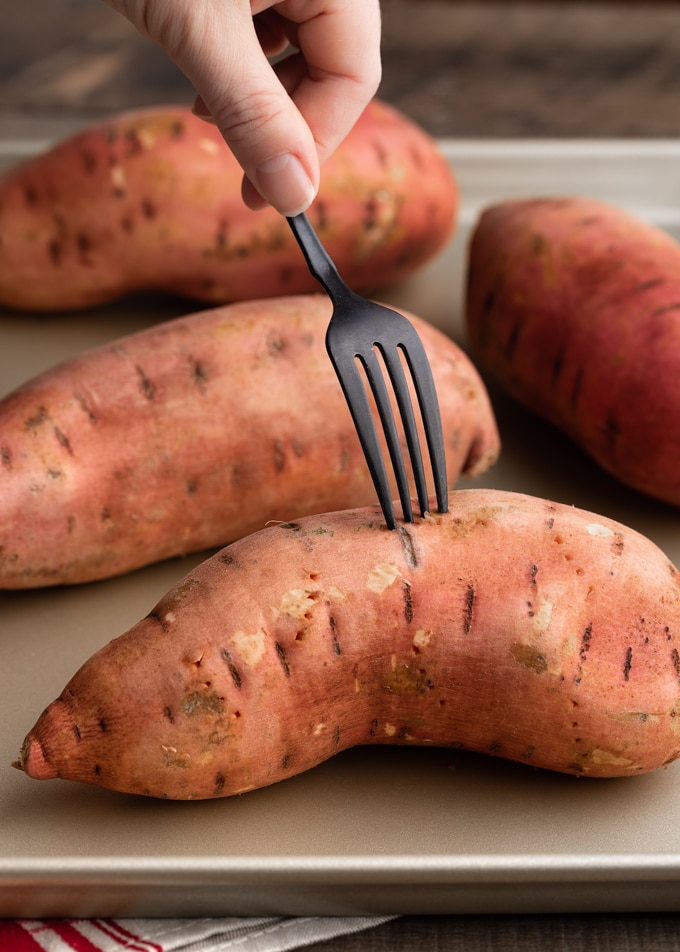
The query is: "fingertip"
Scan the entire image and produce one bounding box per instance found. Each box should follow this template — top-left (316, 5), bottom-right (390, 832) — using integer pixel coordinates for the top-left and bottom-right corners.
top-left (241, 175), bottom-right (269, 212)
top-left (191, 94), bottom-right (217, 125)
top-left (241, 153), bottom-right (316, 217)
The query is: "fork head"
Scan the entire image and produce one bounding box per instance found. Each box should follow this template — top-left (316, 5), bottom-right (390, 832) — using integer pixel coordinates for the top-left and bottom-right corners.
top-left (325, 294), bottom-right (449, 530)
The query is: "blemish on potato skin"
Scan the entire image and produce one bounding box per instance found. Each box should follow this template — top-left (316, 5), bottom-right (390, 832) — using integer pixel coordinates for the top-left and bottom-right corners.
top-left (76, 232), bottom-right (93, 265)
top-left (634, 277), bottom-right (665, 293)
top-left (54, 426), bottom-right (73, 455)
top-left (652, 302), bottom-right (680, 317)
top-left (136, 366), bottom-right (155, 400)
top-left (147, 609), bottom-right (171, 632)
top-left (552, 346), bottom-right (565, 385)
top-left (25, 406), bottom-right (48, 429)
top-left (329, 615), bottom-right (341, 656)
top-left (221, 649), bottom-right (242, 688)
top-left (275, 642), bottom-right (291, 678)
top-left (402, 580), bottom-right (414, 624)
top-left (569, 366), bottom-right (583, 411)
top-left (190, 358), bottom-right (208, 392)
top-left (624, 646), bottom-right (633, 681)
top-left (74, 391), bottom-right (97, 423)
top-left (1, 446), bottom-right (11, 467)
top-left (398, 526), bottom-right (417, 568)
top-left (510, 642), bottom-right (548, 674)
top-left (181, 690), bottom-right (225, 716)
top-left (463, 583), bottom-right (475, 634)
top-left (274, 439), bottom-right (285, 472)
top-left (141, 198), bottom-right (157, 220)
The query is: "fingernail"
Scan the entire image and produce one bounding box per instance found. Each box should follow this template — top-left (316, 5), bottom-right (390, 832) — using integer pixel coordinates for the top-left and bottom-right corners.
top-left (191, 95), bottom-right (216, 125)
top-left (255, 153), bottom-right (315, 216)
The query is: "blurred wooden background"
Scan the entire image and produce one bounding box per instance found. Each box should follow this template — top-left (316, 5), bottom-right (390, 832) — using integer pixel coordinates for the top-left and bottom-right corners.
top-left (2, 0), bottom-right (680, 140)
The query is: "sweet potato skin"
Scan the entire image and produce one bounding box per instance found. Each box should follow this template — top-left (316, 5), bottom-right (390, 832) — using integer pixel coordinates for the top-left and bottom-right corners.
top-left (466, 197), bottom-right (680, 506)
top-left (18, 489), bottom-right (680, 799)
top-left (0, 99), bottom-right (457, 312)
top-left (0, 294), bottom-right (499, 588)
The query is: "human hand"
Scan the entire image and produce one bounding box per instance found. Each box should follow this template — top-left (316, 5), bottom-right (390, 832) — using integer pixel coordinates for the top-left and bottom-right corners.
top-left (104, 0), bottom-right (382, 215)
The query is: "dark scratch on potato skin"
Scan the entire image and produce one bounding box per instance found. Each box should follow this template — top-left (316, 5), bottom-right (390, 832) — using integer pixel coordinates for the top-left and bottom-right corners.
top-left (136, 366), bottom-right (155, 400)
top-left (48, 239), bottom-right (63, 267)
top-left (221, 649), bottom-right (243, 689)
top-left (552, 345), bottom-right (565, 385)
top-left (54, 426), bottom-right (73, 455)
top-left (275, 642), bottom-right (291, 678)
top-left (652, 302), bottom-right (680, 317)
top-left (398, 526), bottom-right (417, 568)
top-left (463, 583), bottom-right (475, 634)
top-left (402, 580), bottom-right (414, 624)
top-left (74, 391), bottom-right (97, 423)
top-left (190, 357), bottom-right (208, 393)
top-left (624, 646), bottom-right (633, 681)
top-left (574, 622), bottom-right (593, 684)
top-left (213, 772), bottom-right (226, 796)
top-left (672, 647), bottom-right (680, 682)
top-left (329, 615), bottom-right (341, 656)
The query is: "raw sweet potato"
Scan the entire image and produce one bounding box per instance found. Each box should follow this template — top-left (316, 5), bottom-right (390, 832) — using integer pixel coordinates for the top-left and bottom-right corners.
top-left (0, 99), bottom-right (457, 312)
top-left (466, 196), bottom-right (680, 506)
top-left (17, 488), bottom-right (680, 799)
top-left (0, 294), bottom-right (499, 589)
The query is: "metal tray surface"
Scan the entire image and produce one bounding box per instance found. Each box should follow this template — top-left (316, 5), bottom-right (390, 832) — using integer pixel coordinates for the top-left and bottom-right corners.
top-left (3, 140), bottom-right (680, 917)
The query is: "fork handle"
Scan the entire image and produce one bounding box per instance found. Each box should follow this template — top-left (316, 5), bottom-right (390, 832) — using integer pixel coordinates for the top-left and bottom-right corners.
top-left (287, 213), bottom-right (355, 306)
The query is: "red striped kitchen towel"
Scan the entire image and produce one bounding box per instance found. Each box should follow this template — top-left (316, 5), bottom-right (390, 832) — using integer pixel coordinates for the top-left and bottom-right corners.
top-left (0, 917), bottom-right (395, 951)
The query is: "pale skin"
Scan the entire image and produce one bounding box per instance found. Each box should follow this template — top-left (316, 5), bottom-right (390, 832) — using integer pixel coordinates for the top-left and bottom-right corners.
top-left (103, 0), bottom-right (382, 215)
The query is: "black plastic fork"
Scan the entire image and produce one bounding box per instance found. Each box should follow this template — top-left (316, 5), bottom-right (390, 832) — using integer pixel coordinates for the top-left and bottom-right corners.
top-left (287, 212), bottom-right (448, 530)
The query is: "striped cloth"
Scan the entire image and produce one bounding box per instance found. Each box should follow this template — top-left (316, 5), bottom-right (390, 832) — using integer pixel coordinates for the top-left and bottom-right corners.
top-left (0, 917), bottom-right (395, 952)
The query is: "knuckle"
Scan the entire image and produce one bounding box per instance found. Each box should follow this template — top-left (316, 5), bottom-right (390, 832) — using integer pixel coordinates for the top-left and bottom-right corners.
top-left (213, 89), bottom-right (289, 145)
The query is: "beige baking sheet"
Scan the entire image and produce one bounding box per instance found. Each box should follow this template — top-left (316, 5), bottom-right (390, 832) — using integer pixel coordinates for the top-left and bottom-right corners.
top-left (3, 140), bottom-right (680, 917)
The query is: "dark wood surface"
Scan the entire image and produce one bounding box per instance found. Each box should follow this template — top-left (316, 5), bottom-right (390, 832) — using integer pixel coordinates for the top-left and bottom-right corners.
top-left (3, 1), bottom-right (680, 139)
top-left (3, 3), bottom-right (680, 948)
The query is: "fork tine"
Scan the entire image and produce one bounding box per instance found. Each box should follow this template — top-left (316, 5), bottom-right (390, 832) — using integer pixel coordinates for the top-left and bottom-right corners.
top-left (400, 338), bottom-right (450, 516)
top-left (356, 345), bottom-right (415, 524)
top-left (328, 345), bottom-right (399, 530)
top-left (376, 342), bottom-right (430, 517)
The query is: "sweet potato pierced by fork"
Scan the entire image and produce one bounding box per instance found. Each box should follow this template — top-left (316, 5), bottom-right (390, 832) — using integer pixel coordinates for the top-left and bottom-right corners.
top-left (18, 489), bottom-right (680, 799)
